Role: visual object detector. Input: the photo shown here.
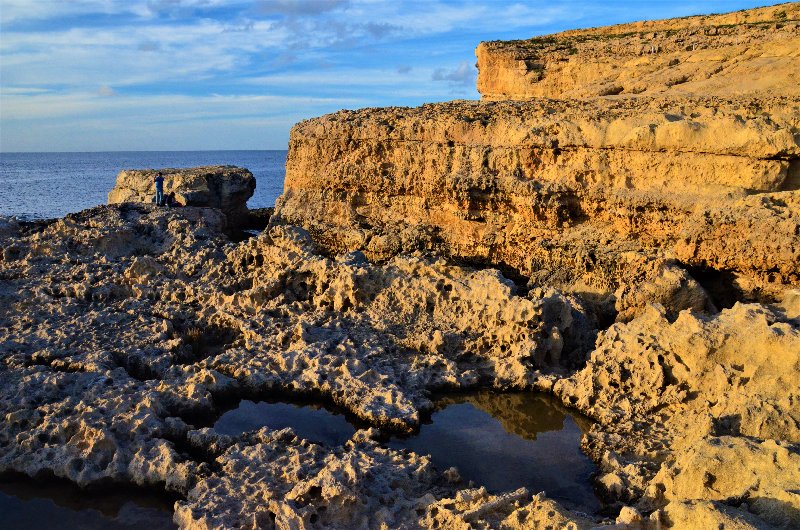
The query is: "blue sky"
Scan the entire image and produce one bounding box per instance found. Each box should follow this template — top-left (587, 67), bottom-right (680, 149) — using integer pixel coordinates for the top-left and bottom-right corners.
top-left (0, 0), bottom-right (773, 152)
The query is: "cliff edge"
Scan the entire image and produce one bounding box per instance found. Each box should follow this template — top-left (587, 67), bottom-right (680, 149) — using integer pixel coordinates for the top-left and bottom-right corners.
top-left (476, 3), bottom-right (800, 100)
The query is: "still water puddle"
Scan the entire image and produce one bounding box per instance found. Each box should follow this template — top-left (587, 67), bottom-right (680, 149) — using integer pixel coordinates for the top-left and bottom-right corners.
top-left (0, 474), bottom-right (176, 530)
top-left (214, 392), bottom-right (599, 513)
top-left (387, 392), bottom-right (599, 513)
top-left (213, 399), bottom-right (358, 445)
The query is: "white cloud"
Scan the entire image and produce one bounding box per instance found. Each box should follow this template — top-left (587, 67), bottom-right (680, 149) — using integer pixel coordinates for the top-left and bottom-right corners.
top-left (2, 0), bottom-right (751, 152)
top-left (97, 85), bottom-right (117, 96)
top-left (432, 61), bottom-right (476, 87)
top-left (0, 90), bottom-right (358, 120)
top-left (0, 90), bottom-right (363, 150)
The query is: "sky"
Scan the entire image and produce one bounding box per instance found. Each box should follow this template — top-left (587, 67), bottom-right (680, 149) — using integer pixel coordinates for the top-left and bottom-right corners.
top-left (0, 0), bottom-right (775, 152)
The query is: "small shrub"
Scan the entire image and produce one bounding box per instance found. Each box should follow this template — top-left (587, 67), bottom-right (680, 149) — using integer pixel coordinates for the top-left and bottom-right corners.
top-left (184, 327), bottom-right (205, 356)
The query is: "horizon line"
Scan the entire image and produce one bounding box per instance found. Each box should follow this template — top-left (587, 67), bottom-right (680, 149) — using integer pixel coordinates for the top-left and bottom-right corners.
top-left (0, 149), bottom-right (290, 155)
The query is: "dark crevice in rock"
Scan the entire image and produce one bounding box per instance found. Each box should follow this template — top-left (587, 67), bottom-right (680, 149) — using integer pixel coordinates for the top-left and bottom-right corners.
top-left (686, 264), bottom-right (780, 309)
top-left (17, 218), bottom-right (58, 236)
top-left (23, 358), bottom-right (88, 374)
top-left (781, 159), bottom-right (800, 191)
top-left (110, 352), bottom-right (163, 382)
top-left (160, 431), bottom-right (221, 471)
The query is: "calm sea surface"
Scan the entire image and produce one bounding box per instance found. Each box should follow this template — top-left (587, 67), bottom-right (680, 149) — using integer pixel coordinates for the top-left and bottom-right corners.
top-left (0, 151), bottom-right (287, 220)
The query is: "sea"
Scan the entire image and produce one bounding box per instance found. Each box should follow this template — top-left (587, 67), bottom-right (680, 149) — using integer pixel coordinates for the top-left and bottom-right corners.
top-left (0, 151), bottom-right (288, 220)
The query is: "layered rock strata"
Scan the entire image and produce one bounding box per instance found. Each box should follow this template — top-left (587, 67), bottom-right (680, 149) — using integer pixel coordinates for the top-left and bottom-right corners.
top-left (275, 95), bottom-right (800, 315)
top-left (476, 3), bottom-right (800, 100)
top-left (108, 165), bottom-right (256, 225)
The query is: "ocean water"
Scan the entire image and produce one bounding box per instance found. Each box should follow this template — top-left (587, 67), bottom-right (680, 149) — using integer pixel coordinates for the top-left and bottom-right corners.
top-left (0, 151), bottom-right (287, 220)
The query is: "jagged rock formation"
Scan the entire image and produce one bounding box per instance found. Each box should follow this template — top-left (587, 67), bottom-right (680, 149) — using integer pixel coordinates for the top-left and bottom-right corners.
top-left (108, 165), bottom-right (256, 226)
top-left (0, 205), bottom-right (601, 528)
top-left (476, 3), bottom-right (800, 100)
top-left (3, 205), bottom-right (797, 529)
top-left (266, 3), bottom-right (800, 529)
top-left (4, 3), bottom-right (800, 530)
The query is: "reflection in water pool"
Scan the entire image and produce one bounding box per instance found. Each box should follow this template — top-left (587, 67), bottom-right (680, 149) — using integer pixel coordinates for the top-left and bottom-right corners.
top-left (213, 392), bottom-right (600, 513)
top-left (0, 394), bottom-right (596, 526)
top-left (0, 474), bottom-right (176, 530)
top-left (387, 392), bottom-right (599, 513)
top-left (213, 399), bottom-right (357, 445)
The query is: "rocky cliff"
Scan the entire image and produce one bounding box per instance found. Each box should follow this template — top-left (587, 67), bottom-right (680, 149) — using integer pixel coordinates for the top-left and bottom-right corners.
top-left (108, 165), bottom-right (255, 225)
top-left (476, 3), bottom-right (800, 100)
top-left (3, 3), bottom-right (800, 530)
top-left (267, 3), bottom-right (800, 528)
top-left (275, 4), bottom-right (800, 317)
top-left (275, 95), bottom-right (800, 317)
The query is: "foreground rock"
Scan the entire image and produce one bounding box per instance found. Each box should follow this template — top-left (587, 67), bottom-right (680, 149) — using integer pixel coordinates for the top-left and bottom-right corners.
top-left (0, 205), bottom-right (601, 528)
top-left (1, 201), bottom-right (798, 528)
top-left (108, 165), bottom-right (256, 226)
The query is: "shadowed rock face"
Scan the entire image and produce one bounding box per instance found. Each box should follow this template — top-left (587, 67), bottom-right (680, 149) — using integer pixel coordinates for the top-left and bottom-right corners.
top-left (108, 166), bottom-right (255, 226)
top-left (476, 4), bottom-right (800, 100)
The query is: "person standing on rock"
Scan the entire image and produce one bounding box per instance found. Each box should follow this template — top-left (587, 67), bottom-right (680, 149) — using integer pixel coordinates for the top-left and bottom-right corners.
top-left (154, 172), bottom-right (165, 206)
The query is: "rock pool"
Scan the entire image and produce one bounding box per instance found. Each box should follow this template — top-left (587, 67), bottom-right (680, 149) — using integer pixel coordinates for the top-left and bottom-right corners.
top-left (387, 392), bottom-right (599, 513)
top-left (0, 473), bottom-right (176, 530)
top-left (212, 392), bottom-right (599, 513)
top-left (213, 399), bottom-right (359, 446)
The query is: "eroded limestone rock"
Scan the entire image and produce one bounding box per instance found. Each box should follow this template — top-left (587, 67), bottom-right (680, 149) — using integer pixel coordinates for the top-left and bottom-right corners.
top-left (476, 4), bottom-right (800, 100)
top-left (0, 205), bottom-right (605, 528)
top-left (5, 3), bottom-right (800, 529)
top-left (108, 166), bottom-right (255, 226)
top-left (274, 95), bottom-right (800, 315)
top-left (554, 302), bottom-right (800, 526)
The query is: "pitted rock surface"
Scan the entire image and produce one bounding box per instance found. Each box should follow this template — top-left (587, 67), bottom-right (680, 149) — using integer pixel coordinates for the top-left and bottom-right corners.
top-left (108, 165), bottom-right (255, 225)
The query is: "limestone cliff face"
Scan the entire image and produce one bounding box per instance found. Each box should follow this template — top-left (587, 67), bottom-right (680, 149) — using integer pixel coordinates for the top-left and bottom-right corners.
top-left (275, 95), bottom-right (800, 312)
top-left (476, 3), bottom-right (800, 100)
top-left (108, 165), bottom-right (255, 225)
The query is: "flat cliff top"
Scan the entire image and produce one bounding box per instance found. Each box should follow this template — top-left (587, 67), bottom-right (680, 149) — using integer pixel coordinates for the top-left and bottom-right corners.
top-left (482, 2), bottom-right (800, 50)
top-left (291, 95), bottom-right (800, 159)
top-left (476, 2), bottom-right (800, 99)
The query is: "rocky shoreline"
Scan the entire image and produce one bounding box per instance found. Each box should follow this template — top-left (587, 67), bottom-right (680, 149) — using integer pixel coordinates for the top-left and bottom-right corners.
top-left (3, 4), bottom-right (800, 529)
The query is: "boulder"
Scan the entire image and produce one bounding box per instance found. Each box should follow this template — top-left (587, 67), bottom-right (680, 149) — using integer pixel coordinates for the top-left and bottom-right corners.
top-left (108, 165), bottom-right (255, 226)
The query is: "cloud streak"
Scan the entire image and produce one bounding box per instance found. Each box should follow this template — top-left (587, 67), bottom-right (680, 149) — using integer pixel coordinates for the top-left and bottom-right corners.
top-left (432, 61), bottom-right (476, 87)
